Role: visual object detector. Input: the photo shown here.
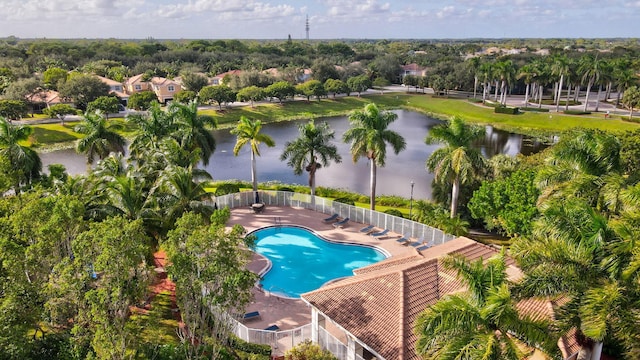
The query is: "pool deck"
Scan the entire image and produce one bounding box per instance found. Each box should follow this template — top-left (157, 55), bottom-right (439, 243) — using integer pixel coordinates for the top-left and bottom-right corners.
top-left (229, 205), bottom-right (421, 335)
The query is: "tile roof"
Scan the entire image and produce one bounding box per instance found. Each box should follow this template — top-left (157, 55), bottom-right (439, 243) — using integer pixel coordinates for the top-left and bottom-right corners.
top-left (302, 237), bottom-right (514, 360)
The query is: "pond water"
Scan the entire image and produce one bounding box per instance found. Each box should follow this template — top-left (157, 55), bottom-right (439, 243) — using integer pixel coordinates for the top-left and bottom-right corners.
top-left (39, 110), bottom-right (546, 200)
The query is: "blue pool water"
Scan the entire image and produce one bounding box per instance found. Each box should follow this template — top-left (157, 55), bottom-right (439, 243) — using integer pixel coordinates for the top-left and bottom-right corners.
top-left (252, 226), bottom-right (387, 298)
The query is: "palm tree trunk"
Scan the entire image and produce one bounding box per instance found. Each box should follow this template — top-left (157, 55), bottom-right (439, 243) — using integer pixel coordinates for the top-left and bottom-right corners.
top-left (450, 176), bottom-right (460, 218)
top-left (590, 342), bottom-right (603, 360)
top-left (630, 106), bottom-right (634, 121)
top-left (473, 76), bottom-right (478, 99)
top-left (538, 85), bottom-right (543, 109)
top-left (553, 82), bottom-right (559, 103)
top-left (595, 85), bottom-right (602, 112)
top-left (494, 81), bottom-right (499, 100)
top-left (309, 162), bottom-right (317, 206)
top-left (584, 79), bottom-right (593, 112)
top-left (369, 160), bottom-right (376, 210)
top-left (251, 151), bottom-right (258, 192)
top-left (555, 75), bottom-right (564, 112)
top-left (605, 82), bottom-right (612, 101)
top-left (524, 83), bottom-right (530, 105)
top-left (565, 82), bottom-right (572, 112)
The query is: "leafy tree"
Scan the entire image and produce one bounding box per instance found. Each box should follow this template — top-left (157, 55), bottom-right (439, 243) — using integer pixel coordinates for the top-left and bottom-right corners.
top-left (179, 72), bottom-right (209, 92)
top-left (173, 90), bottom-right (196, 103)
top-left (236, 85), bottom-right (265, 107)
top-left (468, 169), bottom-right (539, 237)
top-left (265, 80), bottom-right (296, 103)
top-left (579, 54), bottom-right (605, 112)
top-left (168, 100), bottom-right (217, 166)
top-left (0, 117), bottom-right (41, 192)
top-left (58, 74), bottom-right (110, 110)
top-left (199, 85), bottom-right (236, 110)
top-left (347, 74), bottom-right (371, 96)
top-left (87, 96), bottom-right (120, 119)
top-left (296, 80), bottom-right (325, 101)
top-left (426, 116), bottom-right (485, 218)
top-left (281, 120), bottom-right (342, 202)
top-left (343, 103), bottom-right (406, 210)
top-left (164, 211), bottom-right (257, 359)
top-left (369, 54), bottom-right (401, 83)
top-left (43, 103), bottom-right (77, 125)
top-left (74, 111), bottom-right (126, 164)
top-left (324, 78), bottom-right (348, 98)
top-left (310, 59), bottom-right (340, 83)
top-left (622, 85), bottom-right (640, 121)
top-left (128, 91), bottom-right (158, 111)
top-left (2, 78), bottom-right (41, 102)
top-left (231, 116), bottom-right (275, 193)
top-left (415, 250), bottom-right (559, 360)
top-left (42, 67), bottom-right (68, 90)
top-left (68, 216), bottom-right (151, 360)
top-left (0, 99), bottom-right (28, 120)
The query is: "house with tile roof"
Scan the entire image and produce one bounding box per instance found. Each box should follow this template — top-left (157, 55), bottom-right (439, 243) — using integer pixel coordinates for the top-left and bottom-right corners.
top-left (400, 64), bottom-right (427, 78)
top-left (124, 73), bottom-right (150, 94)
top-left (150, 76), bottom-right (181, 103)
top-left (211, 70), bottom-right (243, 86)
top-left (95, 75), bottom-right (128, 105)
top-left (301, 237), bottom-right (580, 360)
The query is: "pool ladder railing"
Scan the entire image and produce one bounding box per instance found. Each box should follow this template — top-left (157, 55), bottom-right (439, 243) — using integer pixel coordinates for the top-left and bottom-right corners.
top-left (274, 217), bottom-right (282, 226)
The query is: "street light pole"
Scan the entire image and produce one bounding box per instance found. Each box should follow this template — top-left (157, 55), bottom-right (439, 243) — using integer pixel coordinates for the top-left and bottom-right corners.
top-left (410, 180), bottom-right (415, 218)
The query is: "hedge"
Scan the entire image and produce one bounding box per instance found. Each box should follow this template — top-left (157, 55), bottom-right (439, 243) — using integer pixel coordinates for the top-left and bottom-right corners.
top-left (495, 106), bottom-right (519, 115)
top-left (215, 183), bottom-right (241, 196)
top-left (229, 335), bottom-right (272, 357)
top-left (563, 110), bottom-right (592, 115)
top-left (520, 107), bottom-right (550, 112)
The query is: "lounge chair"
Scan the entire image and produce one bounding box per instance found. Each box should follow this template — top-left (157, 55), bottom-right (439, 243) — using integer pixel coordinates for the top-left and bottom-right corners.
top-left (359, 224), bottom-right (375, 234)
top-left (264, 324), bottom-right (280, 331)
top-left (242, 311), bottom-right (261, 321)
top-left (416, 242), bottom-right (433, 251)
top-left (333, 217), bottom-right (350, 228)
top-left (395, 235), bottom-right (411, 245)
top-left (369, 229), bottom-right (390, 238)
top-left (323, 213), bottom-right (340, 223)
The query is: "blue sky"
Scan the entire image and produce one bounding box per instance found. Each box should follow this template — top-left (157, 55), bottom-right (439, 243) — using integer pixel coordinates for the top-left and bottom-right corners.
top-left (1, 0), bottom-right (638, 39)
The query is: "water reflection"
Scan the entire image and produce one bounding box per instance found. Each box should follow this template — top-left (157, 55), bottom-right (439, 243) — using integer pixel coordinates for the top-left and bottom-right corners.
top-left (40, 110), bottom-right (547, 200)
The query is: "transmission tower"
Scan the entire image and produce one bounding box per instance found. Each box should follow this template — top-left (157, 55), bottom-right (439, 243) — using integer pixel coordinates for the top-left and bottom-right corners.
top-left (305, 15), bottom-right (309, 40)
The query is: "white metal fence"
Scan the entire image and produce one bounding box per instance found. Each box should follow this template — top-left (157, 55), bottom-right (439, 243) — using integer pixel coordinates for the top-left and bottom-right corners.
top-left (232, 320), bottom-right (312, 354)
top-left (317, 326), bottom-right (348, 360)
top-left (210, 191), bottom-right (456, 245)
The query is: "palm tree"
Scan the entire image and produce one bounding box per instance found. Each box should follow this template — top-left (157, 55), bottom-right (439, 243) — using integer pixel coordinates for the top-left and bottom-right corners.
top-left (494, 59), bottom-right (515, 105)
top-left (168, 100), bottom-right (217, 166)
top-left (0, 117), bottom-right (42, 192)
top-left (465, 56), bottom-right (481, 99)
top-left (280, 120), bottom-right (342, 202)
top-left (230, 116), bottom-right (275, 194)
top-left (511, 198), bottom-right (640, 360)
top-left (517, 64), bottom-right (537, 106)
top-left (343, 103), bottom-right (406, 210)
top-left (74, 110), bottom-right (126, 164)
top-left (414, 250), bottom-right (559, 360)
top-left (127, 101), bottom-right (175, 163)
top-left (551, 54), bottom-right (570, 112)
top-left (478, 62), bottom-right (494, 104)
top-left (579, 54), bottom-right (604, 112)
top-left (425, 116), bottom-right (485, 218)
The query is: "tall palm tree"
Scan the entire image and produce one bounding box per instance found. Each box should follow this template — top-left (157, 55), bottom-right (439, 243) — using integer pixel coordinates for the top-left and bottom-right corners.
top-left (280, 120), bottom-right (342, 202)
top-left (494, 59), bottom-right (515, 105)
top-left (74, 110), bottom-right (126, 164)
top-left (414, 250), bottom-right (559, 360)
top-left (168, 100), bottom-right (217, 166)
top-left (343, 103), bottom-right (406, 210)
top-left (230, 116), bottom-right (275, 194)
top-left (478, 62), bottom-right (494, 104)
top-left (579, 54), bottom-right (604, 112)
top-left (517, 64), bottom-right (537, 106)
top-left (0, 117), bottom-right (41, 192)
top-left (465, 56), bottom-right (481, 99)
top-left (425, 116), bottom-right (485, 218)
top-left (551, 54), bottom-right (570, 112)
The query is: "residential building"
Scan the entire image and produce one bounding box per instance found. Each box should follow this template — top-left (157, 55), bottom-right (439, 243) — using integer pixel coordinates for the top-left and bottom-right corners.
top-left (95, 75), bottom-right (128, 105)
top-left (150, 76), bottom-right (181, 103)
top-left (124, 74), bottom-right (151, 94)
top-left (211, 70), bottom-right (242, 86)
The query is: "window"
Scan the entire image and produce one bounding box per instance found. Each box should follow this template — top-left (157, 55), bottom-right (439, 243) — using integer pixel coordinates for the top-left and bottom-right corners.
top-left (114, 86), bottom-right (122, 92)
top-left (134, 84), bottom-right (141, 91)
top-left (168, 85), bottom-right (175, 92)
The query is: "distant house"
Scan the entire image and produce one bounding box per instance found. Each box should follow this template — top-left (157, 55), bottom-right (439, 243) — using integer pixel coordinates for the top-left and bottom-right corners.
top-left (25, 89), bottom-right (71, 113)
top-left (211, 70), bottom-right (242, 86)
top-left (150, 77), bottom-right (181, 104)
top-left (301, 237), bottom-right (580, 360)
top-left (124, 74), bottom-right (151, 94)
top-left (95, 75), bottom-right (128, 105)
top-left (262, 67), bottom-right (312, 83)
top-left (400, 63), bottom-right (427, 78)
top-left (174, 72), bottom-right (215, 88)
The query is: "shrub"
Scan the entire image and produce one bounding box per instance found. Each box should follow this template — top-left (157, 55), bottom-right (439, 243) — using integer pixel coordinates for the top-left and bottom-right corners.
top-left (333, 197), bottom-right (355, 206)
top-left (384, 209), bottom-right (404, 218)
top-left (276, 186), bottom-right (294, 192)
top-left (214, 183), bottom-right (241, 196)
top-left (563, 110), bottom-right (592, 115)
top-left (494, 106), bottom-right (519, 115)
top-left (377, 195), bottom-right (407, 207)
top-left (229, 335), bottom-right (272, 357)
top-left (285, 340), bottom-right (337, 360)
top-left (467, 97), bottom-right (483, 103)
top-left (520, 107), bottom-right (549, 112)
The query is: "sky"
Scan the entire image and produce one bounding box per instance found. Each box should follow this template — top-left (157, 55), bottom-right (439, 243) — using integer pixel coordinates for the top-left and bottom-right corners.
top-left (1, 0), bottom-right (639, 40)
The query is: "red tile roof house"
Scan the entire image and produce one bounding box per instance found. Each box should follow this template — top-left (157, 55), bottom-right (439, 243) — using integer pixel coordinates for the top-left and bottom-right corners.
top-left (400, 63), bottom-right (427, 78)
top-left (95, 75), bottom-right (129, 105)
top-left (300, 237), bottom-right (580, 360)
top-left (211, 70), bottom-right (243, 86)
top-left (150, 76), bottom-right (181, 104)
top-left (124, 73), bottom-right (151, 94)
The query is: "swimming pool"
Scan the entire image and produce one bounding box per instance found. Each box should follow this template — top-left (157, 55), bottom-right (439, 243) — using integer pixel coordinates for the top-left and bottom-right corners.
top-left (251, 226), bottom-right (387, 298)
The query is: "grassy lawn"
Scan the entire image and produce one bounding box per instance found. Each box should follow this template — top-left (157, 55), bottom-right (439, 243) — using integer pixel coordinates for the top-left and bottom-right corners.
top-left (398, 94), bottom-right (640, 135)
top-left (127, 291), bottom-right (180, 345)
top-left (28, 124), bottom-right (82, 146)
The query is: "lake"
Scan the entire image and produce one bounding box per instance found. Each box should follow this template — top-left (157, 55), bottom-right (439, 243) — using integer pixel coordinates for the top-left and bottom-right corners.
top-left (39, 110), bottom-right (546, 200)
